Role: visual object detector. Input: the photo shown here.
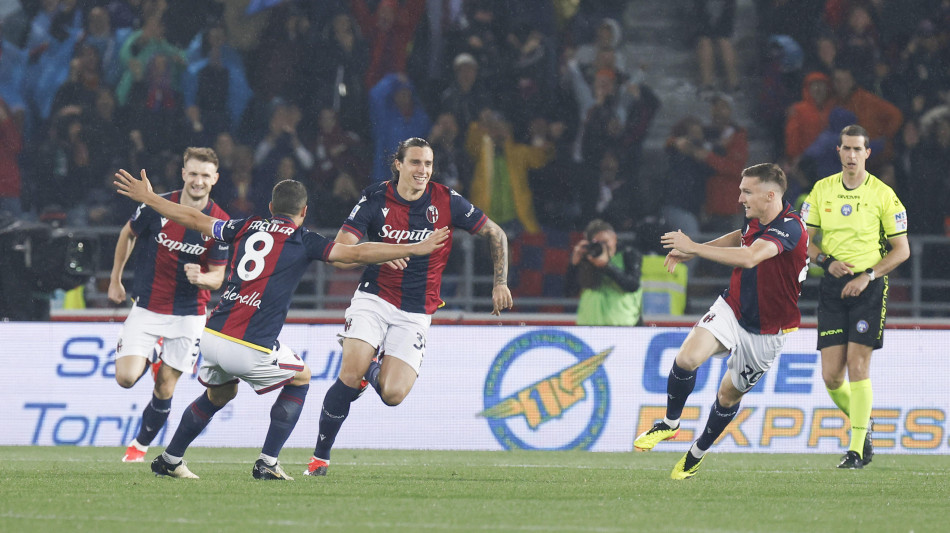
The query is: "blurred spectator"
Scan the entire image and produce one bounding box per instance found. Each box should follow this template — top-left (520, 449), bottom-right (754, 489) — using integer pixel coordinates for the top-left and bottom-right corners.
top-left (84, 88), bottom-right (128, 181)
top-left (368, 73), bottom-right (431, 182)
top-left (254, 99), bottom-right (314, 181)
top-left (897, 20), bottom-right (950, 120)
top-left (701, 93), bottom-right (748, 232)
top-left (756, 34), bottom-right (804, 159)
top-left (310, 107), bottom-right (368, 192)
top-left (439, 52), bottom-right (492, 135)
top-left (691, 0), bottom-right (739, 96)
top-left (182, 23), bottom-right (253, 142)
top-left (0, 0), bottom-right (28, 46)
top-left (250, 4), bottom-right (313, 107)
top-left (428, 111), bottom-right (471, 192)
top-left (574, 18), bottom-right (634, 76)
top-left (504, 22), bottom-right (558, 129)
top-left (834, 2), bottom-right (880, 90)
top-left (661, 115), bottom-right (711, 237)
top-left (797, 106), bottom-right (883, 189)
top-left (803, 31), bottom-right (838, 77)
top-left (50, 43), bottom-right (102, 120)
top-left (585, 149), bottom-right (642, 233)
top-left (465, 109), bottom-right (559, 235)
top-left (785, 71), bottom-right (835, 164)
top-left (832, 64), bottom-right (903, 179)
top-left (348, 0), bottom-right (426, 89)
top-left (31, 111), bottom-right (94, 222)
top-left (310, 11), bottom-right (369, 139)
top-left (84, 6), bottom-right (123, 87)
top-left (903, 112), bottom-right (950, 236)
top-left (0, 97), bottom-right (23, 216)
top-left (0, 36), bottom-right (27, 113)
top-left (123, 53), bottom-right (188, 155)
top-left (215, 144), bottom-right (261, 219)
top-left (451, 0), bottom-right (511, 100)
top-left (116, 16), bottom-right (186, 106)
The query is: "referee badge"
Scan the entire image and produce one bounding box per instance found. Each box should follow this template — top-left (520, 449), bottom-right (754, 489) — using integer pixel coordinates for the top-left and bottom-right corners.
top-left (855, 320), bottom-right (869, 333)
top-left (841, 205), bottom-right (852, 216)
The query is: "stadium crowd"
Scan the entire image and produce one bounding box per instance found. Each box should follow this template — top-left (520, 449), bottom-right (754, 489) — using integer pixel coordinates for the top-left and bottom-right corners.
top-left (0, 0), bottom-right (948, 254)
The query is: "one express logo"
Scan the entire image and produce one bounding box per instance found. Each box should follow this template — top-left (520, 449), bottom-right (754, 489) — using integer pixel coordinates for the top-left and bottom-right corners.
top-left (480, 330), bottom-right (610, 450)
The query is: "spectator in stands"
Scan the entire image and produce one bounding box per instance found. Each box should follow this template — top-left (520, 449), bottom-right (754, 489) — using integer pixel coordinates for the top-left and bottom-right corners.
top-left (698, 93), bottom-right (749, 233)
top-left (584, 149), bottom-right (641, 233)
top-left (567, 219), bottom-right (643, 326)
top-left (31, 110), bottom-right (94, 222)
top-left (504, 22), bottom-right (558, 130)
top-left (253, 99), bottom-right (314, 181)
top-left (832, 64), bottom-right (903, 182)
top-left (123, 53), bottom-right (188, 155)
top-left (115, 15), bottom-right (186, 107)
top-left (348, 0), bottom-right (426, 89)
top-left (50, 44), bottom-right (103, 119)
top-left (84, 88), bottom-right (128, 182)
top-left (574, 18), bottom-right (635, 76)
top-left (182, 23), bottom-right (253, 143)
top-left (466, 109), bottom-right (560, 235)
top-left (428, 111), bottom-right (471, 193)
top-left (215, 144), bottom-right (260, 219)
top-left (452, 0), bottom-right (511, 101)
top-left (662, 115), bottom-right (711, 237)
top-left (84, 6), bottom-right (123, 87)
top-left (903, 112), bottom-right (950, 237)
top-left (691, 0), bottom-right (739, 97)
top-left (834, 2), bottom-right (880, 91)
top-left (786, 72), bottom-right (835, 164)
top-left (368, 72), bottom-right (431, 182)
top-left (897, 20), bottom-right (949, 120)
top-left (311, 11), bottom-right (369, 139)
top-left (0, 97), bottom-right (23, 217)
top-left (439, 52), bottom-right (493, 136)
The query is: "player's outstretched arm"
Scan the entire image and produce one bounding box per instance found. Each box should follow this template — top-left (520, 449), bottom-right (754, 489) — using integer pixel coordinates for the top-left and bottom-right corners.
top-left (108, 222), bottom-right (136, 304)
top-left (329, 227), bottom-right (450, 264)
top-left (114, 169), bottom-right (218, 237)
top-left (476, 218), bottom-right (513, 315)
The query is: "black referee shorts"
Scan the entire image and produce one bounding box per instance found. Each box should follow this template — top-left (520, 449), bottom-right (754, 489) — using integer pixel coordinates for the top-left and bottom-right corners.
top-left (816, 273), bottom-right (888, 350)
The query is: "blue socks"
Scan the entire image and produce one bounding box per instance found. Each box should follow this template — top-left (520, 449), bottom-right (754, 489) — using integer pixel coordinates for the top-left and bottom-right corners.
top-left (666, 362), bottom-right (697, 421)
top-left (696, 397), bottom-right (740, 451)
top-left (314, 379), bottom-right (362, 461)
top-left (365, 358), bottom-right (382, 395)
top-left (136, 393), bottom-right (172, 446)
top-left (165, 391), bottom-right (223, 458)
top-left (261, 384), bottom-right (309, 459)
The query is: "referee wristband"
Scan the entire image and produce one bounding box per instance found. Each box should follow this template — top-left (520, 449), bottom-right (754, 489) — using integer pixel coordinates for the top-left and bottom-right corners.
top-left (816, 253), bottom-right (835, 272)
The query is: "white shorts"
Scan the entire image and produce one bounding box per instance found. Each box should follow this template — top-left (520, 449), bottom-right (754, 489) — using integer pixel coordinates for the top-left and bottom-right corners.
top-left (696, 297), bottom-right (787, 393)
top-left (197, 330), bottom-right (305, 394)
top-left (339, 290), bottom-right (431, 374)
top-left (115, 305), bottom-right (205, 374)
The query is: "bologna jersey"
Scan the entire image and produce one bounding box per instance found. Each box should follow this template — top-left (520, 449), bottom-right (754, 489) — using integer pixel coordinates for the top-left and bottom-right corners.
top-left (342, 180), bottom-right (487, 314)
top-left (722, 202), bottom-right (808, 334)
top-left (128, 191), bottom-right (229, 316)
top-left (206, 215), bottom-right (336, 351)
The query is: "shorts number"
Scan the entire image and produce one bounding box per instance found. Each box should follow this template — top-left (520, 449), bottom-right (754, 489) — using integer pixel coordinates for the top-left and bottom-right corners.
top-left (237, 232), bottom-right (274, 281)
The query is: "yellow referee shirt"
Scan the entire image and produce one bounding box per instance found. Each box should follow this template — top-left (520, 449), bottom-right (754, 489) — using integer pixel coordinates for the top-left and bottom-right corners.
top-left (801, 172), bottom-right (908, 271)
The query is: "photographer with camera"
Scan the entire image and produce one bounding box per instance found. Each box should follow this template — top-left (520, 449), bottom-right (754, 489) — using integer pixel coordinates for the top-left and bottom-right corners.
top-left (567, 219), bottom-right (643, 326)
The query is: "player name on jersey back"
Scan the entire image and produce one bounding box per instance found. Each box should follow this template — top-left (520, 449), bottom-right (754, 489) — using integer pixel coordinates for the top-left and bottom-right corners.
top-left (247, 220), bottom-right (295, 235)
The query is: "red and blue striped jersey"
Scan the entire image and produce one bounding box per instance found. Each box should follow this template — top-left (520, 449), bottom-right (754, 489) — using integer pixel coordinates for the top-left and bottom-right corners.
top-left (206, 215), bottom-right (336, 351)
top-left (341, 180), bottom-right (488, 314)
top-left (128, 191), bottom-right (229, 316)
top-left (722, 202), bottom-right (808, 334)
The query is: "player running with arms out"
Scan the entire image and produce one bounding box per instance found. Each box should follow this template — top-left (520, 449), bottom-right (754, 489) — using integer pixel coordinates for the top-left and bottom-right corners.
top-left (110, 147), bottom-right (229, 463)
top-left (633, 163), bottom-right (808, 479)
top-left (305, 137), bottom-right (513, 477)
top-left (801, 124), bottom-right (909, 469)
top-left (115, 169), bottom-right (449, 480)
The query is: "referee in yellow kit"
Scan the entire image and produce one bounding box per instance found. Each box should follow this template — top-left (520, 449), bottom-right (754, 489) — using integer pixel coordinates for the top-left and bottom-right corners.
top-left (801, 124), bottom-right (910, 469)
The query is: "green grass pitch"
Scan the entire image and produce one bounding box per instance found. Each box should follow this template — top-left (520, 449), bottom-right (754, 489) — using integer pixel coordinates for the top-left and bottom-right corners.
top-left (2, 447), bottom-right (949, 532)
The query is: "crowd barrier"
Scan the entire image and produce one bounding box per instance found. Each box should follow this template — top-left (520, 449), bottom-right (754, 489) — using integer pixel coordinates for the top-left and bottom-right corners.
top-left (3, 322), bottom-right (948, 454)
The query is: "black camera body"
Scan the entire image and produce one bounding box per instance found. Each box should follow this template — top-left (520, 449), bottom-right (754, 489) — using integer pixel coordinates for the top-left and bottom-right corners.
top-left (587, 241), bottom-right (605, 258)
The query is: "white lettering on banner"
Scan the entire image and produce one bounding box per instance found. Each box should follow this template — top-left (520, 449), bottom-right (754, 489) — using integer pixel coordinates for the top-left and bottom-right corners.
top-left (220, 287), bottom-right (262, 308)
top-left (2, 324), bottom-right (950, 454)
top-left (155, 232), bottom-right (208, 256)
top-left (378, 225), bottom-right (434, 243)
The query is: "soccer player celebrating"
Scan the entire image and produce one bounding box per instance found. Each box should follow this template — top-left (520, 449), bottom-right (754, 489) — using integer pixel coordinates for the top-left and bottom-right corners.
top-left (633, 163), bottom-right (808, 479)
top-left (802, 124), bottom-right (910, 469)
top-left (114, 169), bottom-right (450, 480)
top-left (305, 137), bottom-right (513, 476)
top-left (109, 147), bottom-right (229, 463)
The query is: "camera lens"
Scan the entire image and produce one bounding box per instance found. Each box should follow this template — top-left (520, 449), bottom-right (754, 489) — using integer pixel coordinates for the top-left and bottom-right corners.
top-left (588, 241), bottom-right (604, 257)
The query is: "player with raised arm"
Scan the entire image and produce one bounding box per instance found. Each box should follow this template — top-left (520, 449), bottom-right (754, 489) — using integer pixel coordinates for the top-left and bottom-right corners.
top-left (110, 147), bottom-right (229, 463)
top-left (114, 169), bottom-right (449, 480)
top-left (632, 163), bottom-right (808, 479)
top-left (305, 137), bottom-right (513, 477)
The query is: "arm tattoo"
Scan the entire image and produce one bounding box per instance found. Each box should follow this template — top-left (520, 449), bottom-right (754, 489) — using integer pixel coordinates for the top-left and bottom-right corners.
top-left (477, 220), bottom-right (509, 286)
